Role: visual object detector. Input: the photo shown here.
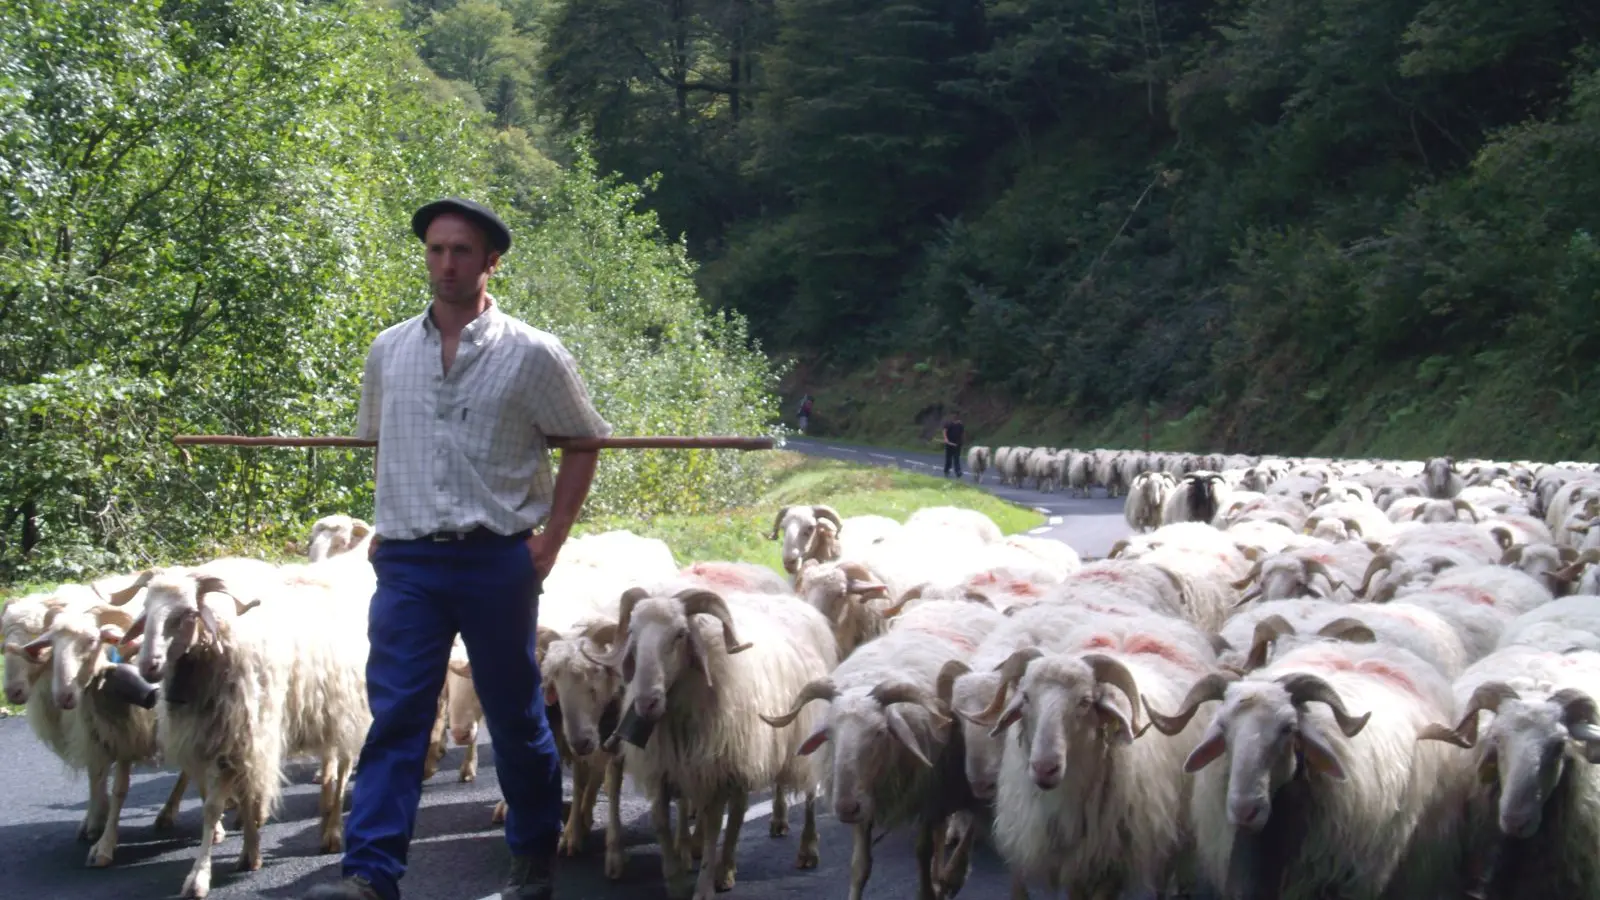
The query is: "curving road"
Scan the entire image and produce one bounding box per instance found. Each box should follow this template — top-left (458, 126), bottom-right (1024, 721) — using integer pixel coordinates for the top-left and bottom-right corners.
top-left (782, 437), bottom-right (1131, 558)
top-left (0, 439), bottom-right (1133, 900)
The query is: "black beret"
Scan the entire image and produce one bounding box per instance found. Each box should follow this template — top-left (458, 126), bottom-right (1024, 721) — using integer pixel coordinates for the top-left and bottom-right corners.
top-left (411, 197), bottom-right (511, 253)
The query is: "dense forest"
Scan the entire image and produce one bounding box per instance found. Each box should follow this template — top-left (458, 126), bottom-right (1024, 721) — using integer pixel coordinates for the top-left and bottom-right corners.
top-left (0, 0), bottom-right (777, 580)
top-left (405, 0), bottom-right (1600, 457)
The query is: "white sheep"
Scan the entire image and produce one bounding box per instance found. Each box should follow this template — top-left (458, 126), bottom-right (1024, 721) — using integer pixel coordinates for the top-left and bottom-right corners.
top-left (905, 506), bottom-right (1003, 544)
top-left (1496, 595), bottom-right (1600, 653)
top-left (1423, 456), bottom-right (1464, 499)
top-left (760, 598), bottom-right (1002, 900)
top-left (767, 505), bottom-right (845, 575)
top-left (960, 441), bottom-right (985, 480)
top-left (975, 612), bottom-right (1219, 897)
top-left (1124, 471), bottom-right (1177, 532)
top-left (1231, 541), bottom-right (1373, 606)
top-left (1416, 644), bottom-right (1600, 898)
top-left (305, 514), bottom-right (373, 562)
top-left (676, 560), bottom-right (794, 596)
top-left (1147, 641), bottom-right (1472, 898)
top-left (587, 586), bottom-right (839, 900)
top-left (120, 567), bottom-right (372, 898)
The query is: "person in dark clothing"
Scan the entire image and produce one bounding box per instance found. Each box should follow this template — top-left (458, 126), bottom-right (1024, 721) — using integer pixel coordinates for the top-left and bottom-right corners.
top-left (942, 414), bottom-right (965, 477)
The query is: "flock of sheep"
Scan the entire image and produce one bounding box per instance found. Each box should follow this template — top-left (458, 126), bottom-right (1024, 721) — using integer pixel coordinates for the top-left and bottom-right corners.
top-left (7, 449), bottom-right (1600, 900)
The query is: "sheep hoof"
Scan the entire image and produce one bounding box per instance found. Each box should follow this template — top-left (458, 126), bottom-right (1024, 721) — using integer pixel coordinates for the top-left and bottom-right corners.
top-left (666, 872), bottom-right (695, 900)
top-left (321, 832), bottom-right (344, 854)
top-left (237, 849), bottom-right (262, 872)
top-left (714, 866), bottom-right (736, 892)
top-left (490, 801), bottom-right (507, 825)
top-left (154, 810), bottom-right (179, 831)
top-left (77, 821), bottom-right (102, 843)
top-left (459, 771), bottom-right (476, 784)
top-left (795, 845), bottom-right (820, 870)
top-left (86, 845), bottom-right (114, 868)
top-left (181, 870), bottom-right (210, 898)
top-left (769, 818), bottom-right (789, 838)
top-left (558, 829), bottom-right (583, 856)
top-left (604, 849), bottom-right (625, 880)
top-left (211, 823), bottom-right (227, 845)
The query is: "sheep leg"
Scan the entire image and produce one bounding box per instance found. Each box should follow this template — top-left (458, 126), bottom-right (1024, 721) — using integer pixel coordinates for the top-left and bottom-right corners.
top-left (423, 688), bottom-right (447, 781)
top-left (87, 760), bottom-right (131, 868)
top-left (652, 781), bottom-right (693, 900)
top-left (1007, 874), bottom-right (1030, 900)
top-left (770, 789), bottom-right (789, 837)
top-left (937, 812), bottom-right (978, 899)
top-left (795, 790), bottom-right (820, 869)
top-left (848, 821), bottom-right (874, 900)
top-left (459, 733), bottom-right (479, 782)
top-left (154, 771), bottom-right (189, 831)
top-left (491, 799), bottom-right (507, 825)
top-left (714, 789), bottom-right (747, 891)
top-left (915, 818), bottom-right (940, 900)
top-left (181, 778), bottom-right (227, 898)
top-left (79, 759), bottom-right (110, 842)
top-left (691, 794), bottom-right (728, 900)
top-left (676, 792), bottom-right (698, 870)
top-left (602, 754), bottom-right (625, 880)
top-left (194, 776), bottom-right (226, 844)
top-left (560, 757), bottom-right (600, 855)
top-left (318, 755), bottom-right (345, 854)
top-left (237, 793), bottom-right (263, 872)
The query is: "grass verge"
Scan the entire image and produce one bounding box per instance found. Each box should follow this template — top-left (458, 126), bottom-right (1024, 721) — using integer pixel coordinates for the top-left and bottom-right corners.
top-left (578, 451), bottom-right (1045, 571)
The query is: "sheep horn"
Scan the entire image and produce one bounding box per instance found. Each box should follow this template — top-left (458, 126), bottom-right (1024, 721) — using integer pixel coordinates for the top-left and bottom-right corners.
top-left (1232, 585), bottom-right (1264, 609)
top-left (871, 680), bottom-right (950, 724)
top-left (1500, 545), bottom-right (1526, 565)
top-left (768, 506), bottom-right (793, 541)
top-left (1278, 672), bottom-right (1371, 737)
top-left (1108, 539), bottom-right (1131, 559)
top-left (1083, 653), bottom-right (1142, 735)
top-left (760, 677), bottom-right (838, 728)
top-left (936, 660), bottom-right (971, 707)
top-left (967, 647), bottom-right (1043, 726)
top-left (586, 587), bottom-right (648, 668)
top-left (1315, 617), bottom-right (1376, 644)
top-left (1143, 671), bottom-right (1238, 736)
top-left (1559, 546), bottom-right (1580, 564)
top-left (1245, 615), bottom-right (1297, 671)
top-left (89, 605), bottom-right (135, 632)
top-left (1358, 553), bottom-right (1396, 596)
top-left (1452, 499), bottom-right (1480, 523)
top-left (882, 585), bottom-right (925, 618)
top-left (1302, 558), bottom-right (1339, 589)
top-left (1342, 518), bottom-right (1364, 538)
top-left (535, 626), bottom-right (561, 666)
top-left (580, 620), bottom-right (619, 650)
top-left (678, 588), bottom-right (752, 654)
top-left (106, 570), bottom-right (154, 606)
top-left (1418, 681), bottom-right (1519, 748)
top-left (1551, 688), bottom-right (1600, 731)
top-left (1231, 560), bottom-right (1264, 591)
top-left (1488, 526), bottom-right (1514, 551)
top-left (812, 506), bottom-right (842, 530)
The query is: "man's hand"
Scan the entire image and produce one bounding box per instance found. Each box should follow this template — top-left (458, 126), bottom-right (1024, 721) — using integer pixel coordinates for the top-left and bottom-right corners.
top-left (525, 531), bottom-right (563, 581)
top-left (368, 535), bottom-right (381, 562)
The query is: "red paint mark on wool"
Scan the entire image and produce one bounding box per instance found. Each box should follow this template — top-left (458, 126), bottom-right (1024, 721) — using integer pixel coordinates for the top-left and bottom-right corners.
top-left (1083, 635), bottom-right (1115, 650)
top-left (1435, 584), bottom-right (1499, 607)
top-left (1081, 570), bottom-right (1127, 584)
top-left (1294, 650), bottom-right (1422, 698)
top-left (684, 563), bottom-right (748, 590)
top-left (1082, 602), bottom-right (1137, 617)
top-left (1308, 554), bottom-right (1334, 565)
top-left (907, 626), bottom-right (978, 654)
top-left (971, 572), bottom-right (1000, 586)
top-left (1005, 581), bottom-right (1042, 597)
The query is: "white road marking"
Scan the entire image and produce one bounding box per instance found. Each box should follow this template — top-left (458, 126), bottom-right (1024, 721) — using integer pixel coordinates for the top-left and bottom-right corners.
top-left (1048, 516), bottom-right (1064, 526)
top-left (1028, 526), bottom-right (1052, 535)
top-left (1032, 506), bottom-right (1050, 514)
top-left (869, 453), bottom-right (896, 461)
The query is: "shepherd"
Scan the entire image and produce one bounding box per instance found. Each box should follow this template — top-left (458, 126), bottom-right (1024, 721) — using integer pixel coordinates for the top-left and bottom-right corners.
top-left (306, 198), bottom-right (609, 900)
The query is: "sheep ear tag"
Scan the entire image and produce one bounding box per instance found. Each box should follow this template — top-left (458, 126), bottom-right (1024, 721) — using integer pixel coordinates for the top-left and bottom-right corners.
top-left (616, 707), bottom-right (655, 748)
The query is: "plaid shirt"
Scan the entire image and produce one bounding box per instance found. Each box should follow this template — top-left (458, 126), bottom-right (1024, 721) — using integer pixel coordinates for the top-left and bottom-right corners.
top-left (355, 298), bottom-right (611, 540)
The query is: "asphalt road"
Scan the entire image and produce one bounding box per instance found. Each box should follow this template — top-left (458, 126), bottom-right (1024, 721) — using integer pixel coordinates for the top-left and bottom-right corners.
top-left (782, 437), bottom-right (1130, 558)
top-left (0, 439), bottom-right (1132, 900)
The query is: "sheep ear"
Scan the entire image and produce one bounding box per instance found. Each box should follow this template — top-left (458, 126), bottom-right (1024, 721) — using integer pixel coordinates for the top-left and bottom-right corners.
top-left (21, 636), bottom-right (52, 661)
top-left (542, 683), bottom-right (558, 707)
top-left (1183, 722), bottom-right (1227, 773)
top-left (1297, 726), bottom-right (1348, 781)
top-left (987, 696), bottom-right (1026, 738)
top-left (797, 727), bottom-right (829, 756)
top-left (687, 626), bottom-right (715, 689)
top-left (1094, 697), bottom-right (1136, 745)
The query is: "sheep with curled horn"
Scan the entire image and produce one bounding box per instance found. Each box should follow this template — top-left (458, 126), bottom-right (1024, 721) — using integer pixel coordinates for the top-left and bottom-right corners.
top-left (793, 559), bottom-right (893, 657)
top-left (1144, 640), bottom-right (1472, 900)
top-left (582, 585), bottom-right (838, 900)
top-left (1160, 470), bottom-right (1233, 526)
top-left (970, 607), bottom-right (1223, 900)
top-left (768, 505), bottom-right (845, 576)
top-left (1415, 644), bottom-right (1600, 898)
top-left (1229, 544), bottom-right (1370, 607)
top-left (762, 598), bottom-right (1001, 900)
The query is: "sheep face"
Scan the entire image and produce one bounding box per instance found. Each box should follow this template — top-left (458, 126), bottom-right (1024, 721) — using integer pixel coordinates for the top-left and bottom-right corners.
top-left (601, 589), bottom-right (748, 724)
top-left (544, 636), bottom-right (622, 757)
top-left (798, 683), bottom-right (949, 825)
top-left (38, 611), bottom-right (122, 711)
top-left (3, 611), bottom-right (48, 705)
top-left (1483, 700), bottom-right (1591, 838)
top-left (992, 654), bottom-right (1140, 790)
top-left (307, 515), bottom-right (371, 562)
top-left (950, 671), bottom-right (1005, 799)
top-left (1178, 676), bottom-right (1369, 833)
top-left (1424, 457), bottom-right (1457, 498)
top-left (770, 507), bottom-right (843, 574)
top-left (132, 570), bottom-right (202, 683)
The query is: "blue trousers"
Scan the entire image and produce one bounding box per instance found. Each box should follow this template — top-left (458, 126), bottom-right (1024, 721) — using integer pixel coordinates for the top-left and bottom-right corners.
top-left (342, 533), bottom-right (563, 900)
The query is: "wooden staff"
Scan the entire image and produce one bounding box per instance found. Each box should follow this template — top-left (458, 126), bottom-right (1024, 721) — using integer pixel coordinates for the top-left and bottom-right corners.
top-left (172, 434), bottom-right (776, 452)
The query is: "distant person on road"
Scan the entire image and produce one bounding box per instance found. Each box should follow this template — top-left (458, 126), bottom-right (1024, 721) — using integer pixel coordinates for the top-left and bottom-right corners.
top-left (942, 413), bottom-right (965, 478)
top-left (797, 393), bottom-right (813, 434)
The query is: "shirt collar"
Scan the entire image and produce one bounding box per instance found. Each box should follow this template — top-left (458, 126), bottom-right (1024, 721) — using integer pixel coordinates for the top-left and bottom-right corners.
top-left (420, 295), bottom-right (501, 344)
